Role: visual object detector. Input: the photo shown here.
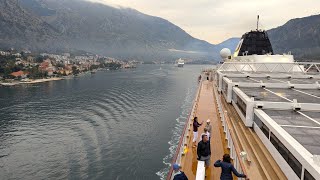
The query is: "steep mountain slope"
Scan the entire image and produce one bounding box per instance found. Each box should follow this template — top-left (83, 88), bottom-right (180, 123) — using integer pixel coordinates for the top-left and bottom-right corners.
top-left (0, 0), bottom-right (217, 61)
top-left (0, 0), bottom-right (63, 52)
top-left (268, 14), bottom-right (320, 59)
top-left (215, 37), bottom-right (240, 53)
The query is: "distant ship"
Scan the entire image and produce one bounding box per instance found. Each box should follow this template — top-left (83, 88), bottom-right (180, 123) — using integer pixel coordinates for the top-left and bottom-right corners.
top-left (176, 58), bottom-right (185, 67)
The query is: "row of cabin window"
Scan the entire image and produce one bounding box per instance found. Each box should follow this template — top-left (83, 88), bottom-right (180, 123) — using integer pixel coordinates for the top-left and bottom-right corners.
top-left (232, 92), bottom-right (246, 116)
top-left (254, 115), bottom-right (315, 180)
top-left (222, 80), bottom-right (228, 95)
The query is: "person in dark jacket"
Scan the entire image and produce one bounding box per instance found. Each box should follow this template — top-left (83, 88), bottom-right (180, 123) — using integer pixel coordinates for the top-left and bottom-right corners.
top-left (172, 163), bottom-right (188, 180)
top-left (197, 134), bottom-right (211, 167)
top-left (192, 117), bottom-right (202, 147)
top-left (214, 154), bottom-right (248, 180)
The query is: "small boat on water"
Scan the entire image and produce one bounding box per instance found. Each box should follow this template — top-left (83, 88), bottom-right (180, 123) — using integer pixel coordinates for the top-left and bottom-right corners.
top-left (176, 58), bottom-right (185, 67)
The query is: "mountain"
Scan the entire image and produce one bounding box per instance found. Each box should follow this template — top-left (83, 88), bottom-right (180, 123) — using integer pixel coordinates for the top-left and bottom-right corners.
top-left (215, 38), bottom-right (240, 53)
top-left (268, 14), bottom-right (320, 60)
top-left (0, 0), bottom-right (63, 52)
top-left (0, 0), bottom-right (218, 61)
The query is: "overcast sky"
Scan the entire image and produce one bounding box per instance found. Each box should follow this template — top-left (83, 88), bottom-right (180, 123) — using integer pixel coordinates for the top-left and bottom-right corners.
top-left (89, 0), bottom-right (320, 44)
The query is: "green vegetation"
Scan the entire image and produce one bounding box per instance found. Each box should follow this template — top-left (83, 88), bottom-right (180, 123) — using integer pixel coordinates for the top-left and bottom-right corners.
top-left (105, 62), bottom-right (121, 69)
top-left (0, 56), bottom-right (23, 78)
top-left (72, 66), bottom-right (80, 75)
top-left (28, 66), bottom-right (47, 78)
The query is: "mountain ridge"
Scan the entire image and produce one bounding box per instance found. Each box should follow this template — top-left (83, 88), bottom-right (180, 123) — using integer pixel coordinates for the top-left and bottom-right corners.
top-left (1, 0), bottom-right (319, 61)
top-left (268, 14), bottom-right (320, 59)
top-left (0, 0), bottom-right (218, 61)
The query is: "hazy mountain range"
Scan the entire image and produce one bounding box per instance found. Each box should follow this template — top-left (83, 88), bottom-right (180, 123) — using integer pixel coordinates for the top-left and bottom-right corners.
top-left (0, 0), bottom-right (319, 61)
top-left (0, 0), bottom-right (218, 61)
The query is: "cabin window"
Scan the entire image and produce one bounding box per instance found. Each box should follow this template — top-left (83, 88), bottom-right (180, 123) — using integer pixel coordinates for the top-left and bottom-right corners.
top-left (270, 133), bottom-right (303, 179)
top-left (254, 114), bottom-right (263, 129)
top-left (261, 124), bottom-right (269, 138)
top-left (222, 80), bottom-right (228, 95)
top-left (236, 96), bottom-right (247, 116)
top-left (288, 153), bottom-right (302, 178)
top-left (304, 169), bottom-right (315, 180)
top-left (254, 114), bottom-right (269, 138)
top-left (278, 141), bottom-right (289, 162)
top-left (232, 91), bottom-right (237, 102)
top-left (270, 132), bottom-right (279, 148)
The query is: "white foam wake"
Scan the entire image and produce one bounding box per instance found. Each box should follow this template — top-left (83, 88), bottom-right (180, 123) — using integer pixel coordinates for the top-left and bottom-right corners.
top-left (156, 87), bottom-right (196, 179)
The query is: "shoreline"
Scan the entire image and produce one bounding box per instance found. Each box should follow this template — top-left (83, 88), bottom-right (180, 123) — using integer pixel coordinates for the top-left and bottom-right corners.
top-left (0, 77), bottom-right (64, 86)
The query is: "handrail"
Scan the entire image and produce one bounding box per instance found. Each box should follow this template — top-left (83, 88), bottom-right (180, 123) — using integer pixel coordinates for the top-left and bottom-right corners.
top-left (222, 109), bottom-right (249, 175)
top-left (218, 61), bottom-right (320, 74)
top-left (166, 112), bottom-right (191, 180)
top-left (213, 81), bottom-right (248, 177)
top-left (221, 62), bottom-right (320, 64)
top-left (166, 76), bottom-right (203, 180)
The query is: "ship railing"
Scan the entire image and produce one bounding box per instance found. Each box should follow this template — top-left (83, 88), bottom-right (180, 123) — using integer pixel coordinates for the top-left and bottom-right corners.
top-left (166, 75), bottom-right (203, 180)
top-left (213, 82), bottom-right (248, 179)
top-left (217, 62), bottom-right (320, 74)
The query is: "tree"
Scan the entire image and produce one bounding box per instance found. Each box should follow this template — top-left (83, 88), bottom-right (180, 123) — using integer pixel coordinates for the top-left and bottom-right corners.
top-left (72, 66), bottom-right (79, 75)
top-left (35, 55), bottom-right (48, 63)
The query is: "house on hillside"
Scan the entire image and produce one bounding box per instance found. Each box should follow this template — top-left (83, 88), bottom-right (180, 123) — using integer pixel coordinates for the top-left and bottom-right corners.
top-left (11, 71), bottom-right (29, 79)
top-left (39, 59), bottom-right (56, 76)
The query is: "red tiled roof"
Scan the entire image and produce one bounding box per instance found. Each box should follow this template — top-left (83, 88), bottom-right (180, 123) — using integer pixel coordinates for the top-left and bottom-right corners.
top-left (10, 71), bottom-right (29, 77)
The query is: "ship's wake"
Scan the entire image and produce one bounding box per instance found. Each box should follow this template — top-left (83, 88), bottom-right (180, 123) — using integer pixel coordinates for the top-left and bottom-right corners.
top-left (156, 87), bottom-right (196, 179)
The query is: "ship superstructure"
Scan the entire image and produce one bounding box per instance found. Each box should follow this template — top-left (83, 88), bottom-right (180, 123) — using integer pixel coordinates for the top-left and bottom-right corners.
top-left (167, 22), bottom-right (320, 180)
top-left (216, 30), bottom-right (320, 179)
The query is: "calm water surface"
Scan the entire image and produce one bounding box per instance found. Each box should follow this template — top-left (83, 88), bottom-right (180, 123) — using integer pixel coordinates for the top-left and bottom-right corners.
top-left (0, 65), bottom-right (209, 180)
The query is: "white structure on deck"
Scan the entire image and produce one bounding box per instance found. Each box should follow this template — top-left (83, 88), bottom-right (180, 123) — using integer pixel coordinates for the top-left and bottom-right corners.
top-left (216, 57), bottom-right (320, 180)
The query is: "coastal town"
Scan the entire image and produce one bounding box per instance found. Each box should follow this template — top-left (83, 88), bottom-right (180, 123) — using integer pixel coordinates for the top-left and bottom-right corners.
top-left (0, 49), bottom-right (137, 86)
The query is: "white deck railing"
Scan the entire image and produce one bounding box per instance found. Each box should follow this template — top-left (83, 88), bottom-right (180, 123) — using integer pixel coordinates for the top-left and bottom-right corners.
top-left (213, 79), bottom-right (248, 179)
top-left (218, 62), bottom-right (320, 74)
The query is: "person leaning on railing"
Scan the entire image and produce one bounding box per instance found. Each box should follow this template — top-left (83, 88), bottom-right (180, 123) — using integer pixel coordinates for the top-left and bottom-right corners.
top-left (214, 154), bottom-right (249, 180)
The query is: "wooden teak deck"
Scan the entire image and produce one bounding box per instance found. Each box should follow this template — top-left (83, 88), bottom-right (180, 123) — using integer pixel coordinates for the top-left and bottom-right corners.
top-left (179, 80), bottom-right (287, 180)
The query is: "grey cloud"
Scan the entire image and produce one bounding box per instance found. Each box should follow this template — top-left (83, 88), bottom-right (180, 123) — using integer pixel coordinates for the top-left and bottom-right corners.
top-left (89, 0), bottom-right (320, 43)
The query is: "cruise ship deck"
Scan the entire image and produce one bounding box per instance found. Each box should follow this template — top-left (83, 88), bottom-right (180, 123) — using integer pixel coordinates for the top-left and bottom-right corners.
top-left (167, 76), bottom-right (287, 180)
top-left (167, 28), bottom-right (320, 180)
top-left (168, 65), bottom-right (320, 180)
top-left (216, 64), bottom-right (320, 180)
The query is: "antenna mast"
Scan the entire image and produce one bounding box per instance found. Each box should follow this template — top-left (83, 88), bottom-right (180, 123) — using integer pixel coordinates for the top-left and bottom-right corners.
top-left (257, 15), bottom-right (259, 31)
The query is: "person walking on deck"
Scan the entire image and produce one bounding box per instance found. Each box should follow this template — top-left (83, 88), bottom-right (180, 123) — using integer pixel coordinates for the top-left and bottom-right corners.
top-left (192, 117), bottom-right (202, 147)
top-left (172, 163), bottom-right (188, 180)
top-left (214, 154), bottom-right (248, 180)
top-left (205, 119), bottom-right (212, 140)
top-left (197, 134), bottom-right (211, 167)
top-left (200, 128), bottom-right (210, 141)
